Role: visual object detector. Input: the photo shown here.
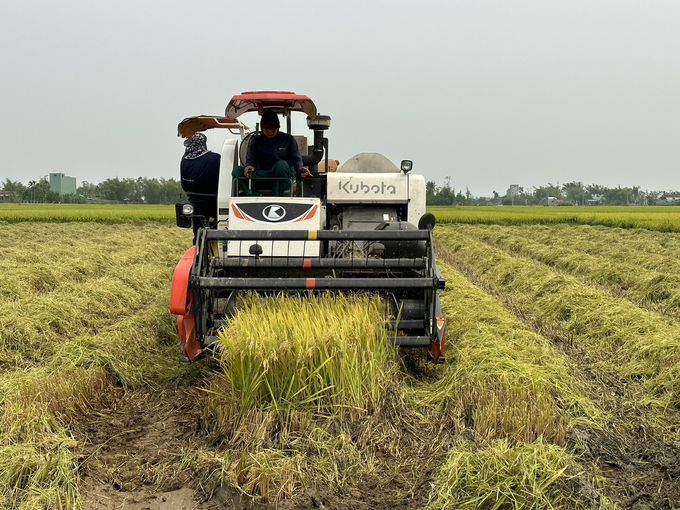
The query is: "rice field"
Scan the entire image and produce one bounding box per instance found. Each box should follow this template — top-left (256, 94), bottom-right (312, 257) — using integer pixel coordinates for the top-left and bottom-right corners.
top-left (0, 203), bottom-right (175, 224)
top-left (431, 205), bottom-right (680, 232)
top-left (2, 204), bottom-right (680, 508)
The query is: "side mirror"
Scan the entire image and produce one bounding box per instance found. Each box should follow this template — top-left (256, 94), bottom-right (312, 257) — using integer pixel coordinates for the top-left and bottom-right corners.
top-left (418, 212), bottom-right (436, 230)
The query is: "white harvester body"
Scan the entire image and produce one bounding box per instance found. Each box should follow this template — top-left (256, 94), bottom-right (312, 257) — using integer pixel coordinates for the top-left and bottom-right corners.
top-left (171, 91), bottom-right (445, 364)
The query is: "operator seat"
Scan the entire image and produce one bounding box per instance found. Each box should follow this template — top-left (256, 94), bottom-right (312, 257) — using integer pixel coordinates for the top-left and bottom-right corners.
top-left (231, 131), bottom-right (293, 197)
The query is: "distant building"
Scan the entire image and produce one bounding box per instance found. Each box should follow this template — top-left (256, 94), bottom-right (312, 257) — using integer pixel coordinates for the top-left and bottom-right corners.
top-left (547, 196), bottom-right (564, 206)
top-left (49, 173), bottom-right (77, 195)
top-left (0, 190), bottom-right (11, 201)
top-left (658, 193), bottom-right (680, 203)
top-left (587, 194), bottom-right (604, 206)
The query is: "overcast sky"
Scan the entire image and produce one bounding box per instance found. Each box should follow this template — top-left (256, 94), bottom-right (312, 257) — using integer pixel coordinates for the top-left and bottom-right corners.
top-left (1, 0), bottom-right (678, 197)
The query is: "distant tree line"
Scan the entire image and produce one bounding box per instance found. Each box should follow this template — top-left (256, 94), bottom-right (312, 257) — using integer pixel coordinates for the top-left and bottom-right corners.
top-left (3, 175), bottom-right (675, 207)
top-left (426, 178), bottom-right (473, 205)
top-left (1, 177), bottom-right (186, 204)
top-left (427, 180), bottom-right (674, 206)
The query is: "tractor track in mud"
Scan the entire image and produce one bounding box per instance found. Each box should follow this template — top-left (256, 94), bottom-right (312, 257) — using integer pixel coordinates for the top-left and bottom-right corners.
top-left (438, 244), bottom-right (680, 509)
top-left (72, 386), bottom-right (216, 510)
top-left (71, 380), bottom-right (445, 510)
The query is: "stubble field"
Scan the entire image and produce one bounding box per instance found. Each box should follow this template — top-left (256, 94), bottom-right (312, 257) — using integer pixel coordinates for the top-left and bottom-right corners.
top-left (2, 204), bottom-right (680, 509)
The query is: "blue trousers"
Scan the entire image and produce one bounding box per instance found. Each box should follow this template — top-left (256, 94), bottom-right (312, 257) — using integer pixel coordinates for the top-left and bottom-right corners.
top-left (232, 161), bottom-right (292, 196)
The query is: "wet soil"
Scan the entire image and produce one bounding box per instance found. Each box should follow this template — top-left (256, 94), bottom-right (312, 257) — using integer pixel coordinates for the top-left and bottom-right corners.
top-left (73, 386), bottom-right (217, 510)
top-left (73, 371), bottom-right (680, 509)
top-left (72, 383), bottom-right (439, 510)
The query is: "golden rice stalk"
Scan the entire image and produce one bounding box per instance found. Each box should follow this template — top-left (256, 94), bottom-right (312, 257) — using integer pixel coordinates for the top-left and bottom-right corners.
top-left (421, 261), bottom-right (599, 445)
top-left (0, 443), bottom-right (79, 509)
top-left (0, 223), bottom-right (190, 369)
top-left (220, 428), bottom-right (378, 503)
top-left (436, 226), bottom-right (680, 408)
top-left (0, 222), bottom-right (194, 509)
top-left (426, 438), bottom-right (610, 509)
top-left (204, 293), bottom-right (399, 446)
top-left (1, 366), bottom-right (110, 442)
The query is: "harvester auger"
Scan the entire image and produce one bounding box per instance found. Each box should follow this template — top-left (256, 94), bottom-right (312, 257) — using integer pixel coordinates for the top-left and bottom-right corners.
top-left (170, 91), bottom-right (446, 363)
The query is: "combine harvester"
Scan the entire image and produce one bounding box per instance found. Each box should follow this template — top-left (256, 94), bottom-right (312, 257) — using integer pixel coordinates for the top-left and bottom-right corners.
top-left (170, 91), bottom-right (446, 363)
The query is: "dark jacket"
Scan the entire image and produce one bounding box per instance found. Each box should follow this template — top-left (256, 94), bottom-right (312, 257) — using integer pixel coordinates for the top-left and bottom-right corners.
top-left (246, 132), bottom-right (303, 177)
top-left (180, 152), bottom-right (221, 204)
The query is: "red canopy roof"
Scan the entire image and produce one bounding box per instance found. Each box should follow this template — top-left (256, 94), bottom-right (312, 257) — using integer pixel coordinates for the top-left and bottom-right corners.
top-left (224, 91), bottom-right (317, 120)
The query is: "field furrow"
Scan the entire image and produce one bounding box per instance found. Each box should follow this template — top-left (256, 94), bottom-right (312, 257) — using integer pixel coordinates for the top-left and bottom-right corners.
top-left (435, 223), bottom-right (680, 508)
top-left (452, 223), bottom-right (680, 321)
top-left (462, 223), bottom-right (680, 270)
top-left (0, 222), bottom-right (197, 508)
top-left (436, 226), bottom-right (680, 408)
top-left (424, 260), bottom-right (608, 508)
top-left (431, 205), bottom-right (680, 232)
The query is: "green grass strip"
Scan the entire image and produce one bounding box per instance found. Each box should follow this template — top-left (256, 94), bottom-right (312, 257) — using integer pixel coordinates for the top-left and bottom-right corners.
top-left (0, 203), bottom-right (176, 224)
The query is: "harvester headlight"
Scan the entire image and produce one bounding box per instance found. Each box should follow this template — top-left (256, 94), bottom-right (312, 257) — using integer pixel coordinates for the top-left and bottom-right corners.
top-left (401, 160), bottom-right (413, 173)
top-left (182, 203), bottom-right (195, 216)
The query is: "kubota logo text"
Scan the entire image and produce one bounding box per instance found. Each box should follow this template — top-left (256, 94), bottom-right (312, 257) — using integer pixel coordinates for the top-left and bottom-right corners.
top-left (263, 205), bottom-right (286, 221)
top-left (338, 180), bottom-right (397, 194)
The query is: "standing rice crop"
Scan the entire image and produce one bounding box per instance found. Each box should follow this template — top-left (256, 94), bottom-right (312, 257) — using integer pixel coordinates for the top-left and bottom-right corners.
top-left (204, 293), bottom-right (400, 447)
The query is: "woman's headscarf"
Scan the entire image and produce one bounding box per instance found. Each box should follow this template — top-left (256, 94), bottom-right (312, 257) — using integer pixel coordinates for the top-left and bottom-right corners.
top-left (183, 132), bottom-right (209, 160)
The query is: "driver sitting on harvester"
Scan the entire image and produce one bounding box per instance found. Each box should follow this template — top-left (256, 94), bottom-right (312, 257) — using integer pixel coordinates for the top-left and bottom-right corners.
top-left (232, 110), bottom-right (310, 196)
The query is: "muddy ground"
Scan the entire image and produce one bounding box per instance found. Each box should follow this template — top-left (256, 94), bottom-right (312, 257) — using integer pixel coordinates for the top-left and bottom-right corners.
top-left (72, 383), bottom-right (440, 510)
top-left (71, 373), bottom-right (680, 510)
top-left (73, 387), bottom-right (214, 510)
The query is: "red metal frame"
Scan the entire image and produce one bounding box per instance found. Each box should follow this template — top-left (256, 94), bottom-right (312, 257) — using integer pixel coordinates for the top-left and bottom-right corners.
top-left (429, 317), bottom-right (446, 363)
top-left (170, 246), bottom-right (202, 361)
top-left (170, 246), bottom-right (196, 315)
